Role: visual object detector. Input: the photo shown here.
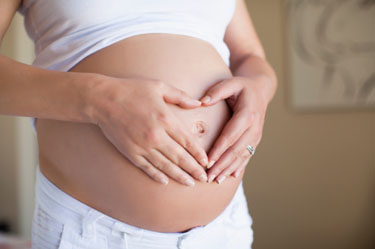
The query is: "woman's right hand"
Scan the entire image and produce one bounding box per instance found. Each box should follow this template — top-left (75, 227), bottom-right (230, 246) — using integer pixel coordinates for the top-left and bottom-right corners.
top-left (85, 75), bottom-right (209, 186)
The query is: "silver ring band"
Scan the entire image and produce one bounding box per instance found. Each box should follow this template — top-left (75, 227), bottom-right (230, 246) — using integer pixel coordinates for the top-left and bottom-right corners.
top-left (247, 145), bottom-right (255, 156)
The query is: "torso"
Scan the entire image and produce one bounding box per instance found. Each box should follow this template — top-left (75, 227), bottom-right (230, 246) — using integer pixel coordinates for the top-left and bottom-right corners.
top-left (36, 33), bottom-right (245, 233)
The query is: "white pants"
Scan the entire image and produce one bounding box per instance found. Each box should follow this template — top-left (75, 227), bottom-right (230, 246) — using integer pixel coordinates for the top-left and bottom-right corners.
top-left (32, 167), bottom-right (253, 249)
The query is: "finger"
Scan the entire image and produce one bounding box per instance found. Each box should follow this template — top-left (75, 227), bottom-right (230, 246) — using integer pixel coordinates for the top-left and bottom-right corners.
top-left (146, 149), bottom-right (197, 187)
top-left (232, 158), bottom-right (249, 178)
top-left (161, 130), bottom-right (208, 182)
top-left (207, 127), bottom-right (256, 183)
top-left (165, 115), bottom-right (209, 168)
top-left (200, 78), bottom-right (243, 106)
top-left (162, 83), bottom-right (202, 108)
top-left (207, 147), bottom-right (241, 183)
top-left (134, 155), bottom-right (170, 185)
top-left (216, 151), bottom-right (250, 184)
top-left (207, 109), bottom-right (254, 167)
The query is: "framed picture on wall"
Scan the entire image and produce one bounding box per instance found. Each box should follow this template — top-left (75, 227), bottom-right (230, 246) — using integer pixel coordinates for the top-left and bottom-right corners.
top-left (286, 0), bottom-right (375, 111)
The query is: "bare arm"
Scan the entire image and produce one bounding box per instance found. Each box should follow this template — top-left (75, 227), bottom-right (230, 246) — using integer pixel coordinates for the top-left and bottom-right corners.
top-left (225, 0), bottom-right (277, 104)
top-left (0, 0), bottom-right (209, 186)
top-left (201, 0), bottom-right (278, 183)
top-left (0, 53), bottom-right (97, 122)
top-left (0, 0), bottom-right (95, 123)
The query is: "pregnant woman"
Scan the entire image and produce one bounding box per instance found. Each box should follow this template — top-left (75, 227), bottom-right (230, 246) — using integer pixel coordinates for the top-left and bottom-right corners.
top-left (0, 0), bottom-right (277, 248)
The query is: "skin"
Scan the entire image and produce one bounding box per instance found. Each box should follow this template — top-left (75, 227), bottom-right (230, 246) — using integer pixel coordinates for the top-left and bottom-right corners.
top-left (36, 34), bottom-right (242, 232)
top-left (0, 0), bottom-right (277, 231)
top-left (203, 0), bottom-right (278, 183)
top-left (1, 0), bottom-right (209, 187)
top-left (0, 0), bottom-right (277, 186)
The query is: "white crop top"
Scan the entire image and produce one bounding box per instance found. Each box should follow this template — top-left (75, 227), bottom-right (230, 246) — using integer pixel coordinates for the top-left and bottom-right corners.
top-left (18, 0), bottom-right (236, 134)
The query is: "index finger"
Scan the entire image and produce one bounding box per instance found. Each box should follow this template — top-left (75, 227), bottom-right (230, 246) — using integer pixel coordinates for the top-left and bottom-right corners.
top-left (166, 120), bottom-right (209, 168)
top-left (207, 108), bottom-right (254, 167)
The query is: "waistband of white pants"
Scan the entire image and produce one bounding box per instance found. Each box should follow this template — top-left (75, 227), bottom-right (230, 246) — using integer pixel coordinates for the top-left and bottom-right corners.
top-left (35, 166), bottom-right (245, 242)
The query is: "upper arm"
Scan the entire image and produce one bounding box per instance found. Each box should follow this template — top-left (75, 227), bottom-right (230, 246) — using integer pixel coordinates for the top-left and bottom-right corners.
top-left (0, 0), bottom-right (22, 45)
top-left (224, 0), bottom-right (265, 69)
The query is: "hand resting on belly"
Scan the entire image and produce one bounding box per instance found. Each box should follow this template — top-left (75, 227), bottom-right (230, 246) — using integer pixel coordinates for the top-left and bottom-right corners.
top-left (36, 34), bottom-right (243, 232)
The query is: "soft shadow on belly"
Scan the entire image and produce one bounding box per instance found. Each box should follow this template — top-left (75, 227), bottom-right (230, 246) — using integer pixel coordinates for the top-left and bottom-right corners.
top-left (37, 34), bottom-right (244, 232)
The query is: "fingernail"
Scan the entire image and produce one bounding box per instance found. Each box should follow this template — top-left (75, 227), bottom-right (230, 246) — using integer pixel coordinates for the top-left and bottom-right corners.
top-left (233, 170), bottom-right (240, 178)
top-left (216, 176), bottom-right (226, 184)
top-left (201, 96), bottom-right (211, 104)
top-left (201, 158), bottom-right (209, 167)
top-left (161, 177), bottom-right (169, 185)
top-left (208, 174), bottom-right (216, 183)
top-left (207, 160), bottom-right (215, 169)
top-left (184, 178), bottom-right (195, 187)
top-left (193, 99), bottom-right (202, 105)
top-left (198, 173), bottom-right (207, 182)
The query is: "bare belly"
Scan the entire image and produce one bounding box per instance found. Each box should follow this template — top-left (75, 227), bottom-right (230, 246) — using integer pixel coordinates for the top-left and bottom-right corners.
top-left (36, 34), bottom-right (245, 233)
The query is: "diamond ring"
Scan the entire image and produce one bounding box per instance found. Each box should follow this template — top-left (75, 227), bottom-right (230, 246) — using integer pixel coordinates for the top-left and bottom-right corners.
top-left (247, 145), bottom-right (255, 156)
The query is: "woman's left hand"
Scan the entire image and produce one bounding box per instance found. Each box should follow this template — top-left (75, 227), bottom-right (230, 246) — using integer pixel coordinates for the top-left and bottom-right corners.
top-left (200, 76), bottom-right (269, 184)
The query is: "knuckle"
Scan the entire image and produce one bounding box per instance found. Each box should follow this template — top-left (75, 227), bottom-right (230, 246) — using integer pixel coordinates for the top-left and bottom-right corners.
top-left (178, 90), bottom-right (188, 99)
top-left (146, 129), bottom-right (160, 144)
top-left (155, 162), bottom-right (164, 171)
top-left (144, 167), bottom-right (164, 182)
top-left (152, 172), bottom-right (164, 182)
top-left (231, 149), bottom-right (242, 161)
top-left (230, 162), bottom-right (241, 173)
top-left (223, 134), bottom-right (236, 147)
top-left (176, 175), bottom-right (188, 184)
top-left (153, 79), bottom-right (165, 90)
top-left (218, 164), bottom-right (227, 172)
top-left (235, 148), bottom-right (243, 158)
top-left (220, 169), bottom-right (230, 178)
top-left (156, 112), bottom-right (169, 124)
top-left (159, 162), bottom-right (172, 172)
top-left (241, 150), bottom-right (250, 160)
top-left (133, 155), bottom-right (145, 166)
top-left (211, 169), bottom-right (220, 177)
top-left (176, 154), bottom-right (188, 167)
top-left (184, 138), bottom-right (193, 150)
top-left (214, 162), bottom-right (226, 172)
top-left (190, 168), bottom-right (203, 178)
top-left (140, 163), bottom-right (153, 172)
top-left (247, 111), bottom-right (257, 123)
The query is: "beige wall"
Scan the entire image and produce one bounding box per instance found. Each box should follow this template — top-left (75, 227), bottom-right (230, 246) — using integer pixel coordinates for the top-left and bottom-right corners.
top-left (243, 1), bottom-right (374, 249)
top-left (0, 117), bottom-right (19, 232)
top-left (0, 13), bottom-right (37, 239)
top-left (0, 1), bottom-right (373, 248)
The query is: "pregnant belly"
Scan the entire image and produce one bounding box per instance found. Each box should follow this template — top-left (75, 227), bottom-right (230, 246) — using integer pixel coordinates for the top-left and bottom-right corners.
top-left (36, 34), bottom-right (245, 233)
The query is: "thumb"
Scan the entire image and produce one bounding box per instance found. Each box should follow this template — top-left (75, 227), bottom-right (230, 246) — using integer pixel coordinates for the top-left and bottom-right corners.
top-left (162, 84), bottom-right (202, 109)
top-left (200, 78), bottom-right (243, 106)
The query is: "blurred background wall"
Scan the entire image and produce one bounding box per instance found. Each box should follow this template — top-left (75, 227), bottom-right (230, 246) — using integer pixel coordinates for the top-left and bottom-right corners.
top-left (244, 1), bottom-right (374, 249)
top-left (0, 12), bottom-right (37, 239)
top-left (0, 0), bottom-right (374, 248)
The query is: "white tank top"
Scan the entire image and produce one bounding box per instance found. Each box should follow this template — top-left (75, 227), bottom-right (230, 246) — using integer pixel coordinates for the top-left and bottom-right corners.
top-left (18, 0), bottom-right (236, 133)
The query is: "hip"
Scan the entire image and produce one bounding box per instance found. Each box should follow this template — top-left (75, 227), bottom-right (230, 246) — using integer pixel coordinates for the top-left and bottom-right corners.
top-left (32, 166), bottom-right (253, 249)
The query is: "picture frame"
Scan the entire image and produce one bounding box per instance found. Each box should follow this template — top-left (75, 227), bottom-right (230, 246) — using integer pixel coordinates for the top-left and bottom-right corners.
top-left (286, 0), bottom-right (375, 111)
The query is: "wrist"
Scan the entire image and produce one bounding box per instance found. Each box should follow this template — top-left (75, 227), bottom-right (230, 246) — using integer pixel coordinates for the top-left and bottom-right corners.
top-left (75, 72), bottom-right (108, 125)
top-left (81, 73), bottom-right (123, 126)
top-left (247, 74), bottom-right (277, 107)
top-left (232, 55), bottom-right (278, 106)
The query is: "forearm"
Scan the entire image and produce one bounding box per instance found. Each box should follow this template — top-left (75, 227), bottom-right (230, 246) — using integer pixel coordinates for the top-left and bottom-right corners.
top-left (0, 54), bottom-right (95, 123)
top-left (230, 54), bottom-right (277, 105)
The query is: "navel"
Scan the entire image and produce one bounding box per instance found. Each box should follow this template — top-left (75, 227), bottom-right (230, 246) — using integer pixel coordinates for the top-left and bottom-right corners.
top-left (192, 121), bottom-right (208, 137)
